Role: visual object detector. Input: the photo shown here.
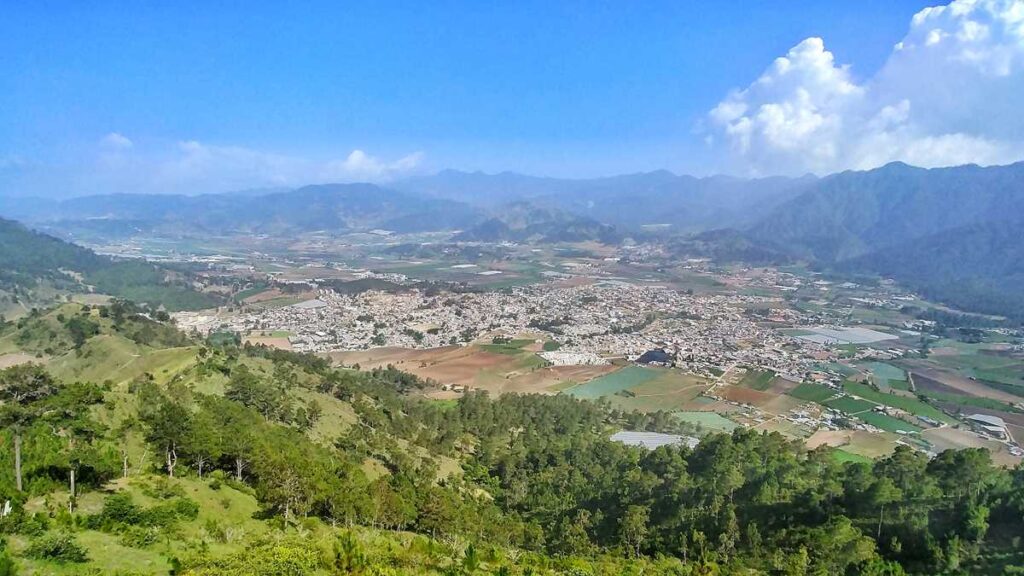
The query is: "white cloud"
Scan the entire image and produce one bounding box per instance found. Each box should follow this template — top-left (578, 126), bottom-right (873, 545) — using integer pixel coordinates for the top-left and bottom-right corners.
top-left (706, 0), bottom-right (1024, 175)
top-left (100, 132), bottom-right (134, 150)
top-left (0, 136), bottom-right (425, 197)
top-left (319, 149), bottom-right (424, 181)
top-left (95, 140), bottom-right (424, 195)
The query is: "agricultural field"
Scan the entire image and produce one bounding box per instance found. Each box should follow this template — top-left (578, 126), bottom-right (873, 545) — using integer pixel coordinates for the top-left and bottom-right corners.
top-left (787, 382), bottom-right (838, 403)
top-left (923, 427), bottom-right (1022, 467)
top-left (244, 330), bottom-right (293, 350)
top-left (673, 411), bottom-right (739, 433)
top-left (857, 411), bottom-right (923, 434)
top-left (842, 380), bottom-right (956, 424)
top-left (736, 368), bottom-right (776, 391)
top-left (831, 450), bottom-right (873, 464)
top-left (565, 366), bottom-right (660, 400)
top-left (604, 370), bottom-right (710, 412)
top-left (824, 396), bottom-right (877, 415)
top-left (330, 344), bottom-right (613, 395)
top-left (861, 361), bottom-right (909, 391)
top-left (904, 361), bottom-right (1024, 403)
top-left (806, 429), bottom-right (900, 459)
top-left (923, 340), bottom-right (1024, 391)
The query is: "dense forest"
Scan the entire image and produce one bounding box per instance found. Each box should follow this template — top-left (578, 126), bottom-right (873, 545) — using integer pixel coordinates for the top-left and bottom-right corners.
top-left (1, 302), bottom-right (1023, 574)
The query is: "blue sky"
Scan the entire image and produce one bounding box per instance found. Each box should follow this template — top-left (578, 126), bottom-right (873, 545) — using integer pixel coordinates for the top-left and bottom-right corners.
top-left (3, 0), bottom-right (1022, 195)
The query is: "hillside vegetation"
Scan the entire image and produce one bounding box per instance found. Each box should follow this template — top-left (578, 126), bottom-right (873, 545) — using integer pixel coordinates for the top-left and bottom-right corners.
top-left (1, 302), bottom-right (1023, 574)
top-left (0, 218), bottom-right (221, 314)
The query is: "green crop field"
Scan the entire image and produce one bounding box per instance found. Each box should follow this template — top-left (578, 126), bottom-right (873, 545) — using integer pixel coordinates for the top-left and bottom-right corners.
top-left (564, 366), bottom-right (659, 400)
top-left (862, 361), bottom-right (909, 391)
top-left (606, 370), bottom-right (708, 412)
top-left (738, 369), bottom-right (776, 391)
top-left (479, 339), bottom-right (534, 355)
top-left (843, 381), bottom-right (955, 424)
top-left (831, 449), bottom-right (872, 465)
top-left (673, 411), bottom-right (739, 433)
top-left (787, 382), bottom-right (838, 403)
top-left (824, 396), bottom-right (877, 415)
top-left (857, 411), bottom-right (923, 434)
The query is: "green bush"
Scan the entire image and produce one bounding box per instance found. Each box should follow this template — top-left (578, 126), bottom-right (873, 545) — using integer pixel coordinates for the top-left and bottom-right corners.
top-left (24, 531), bottom-right (88, 563)
top-left (119, 525), bottom-right (161, 548)
top-left (0, 549), bottom-right (16, 576)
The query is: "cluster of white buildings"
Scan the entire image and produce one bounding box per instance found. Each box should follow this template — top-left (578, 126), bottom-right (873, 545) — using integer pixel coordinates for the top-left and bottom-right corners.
top-left (174, 280), bottom-right (821, 378)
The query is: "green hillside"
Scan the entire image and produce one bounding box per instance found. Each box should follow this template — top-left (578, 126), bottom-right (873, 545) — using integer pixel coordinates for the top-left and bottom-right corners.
top-left (0, 217), bottom-right (221, 314)
top-left (0, 302), bottom-right (1023, 574)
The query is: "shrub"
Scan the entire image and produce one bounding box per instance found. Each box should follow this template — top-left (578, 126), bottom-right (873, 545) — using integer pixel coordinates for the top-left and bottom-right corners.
top-left (140, 498), bottom-right (199, 527)
top-left (119, 526), bottom-right (161, 548)
top-left (24, 532), bottom-right (89, 563)
top-left (0, 549), bottom-right (15, 576)
top-left (97, 493), bottom-right (142, 526)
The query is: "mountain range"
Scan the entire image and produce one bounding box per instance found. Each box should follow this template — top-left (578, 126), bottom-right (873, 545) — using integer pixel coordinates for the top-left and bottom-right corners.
top-left (1, 161), bottom-right (1021, 318)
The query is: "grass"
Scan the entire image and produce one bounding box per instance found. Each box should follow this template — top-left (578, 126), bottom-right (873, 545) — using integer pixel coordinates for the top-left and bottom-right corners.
top-left (605, 370), bottom-right (708, 412)
top-left (862, 361), bottom-right (910, 391)
top-left (738, 369), bottom-right (776, 391)
top-left (788, 382), bottom-right (838, 404)
top-left (673, 411), bottom-right (739, 433)
top-left (542, 341), bottom-right (561, 352)
top-left (831, 449), bottom-right (873, 465)
top-left (824, 396), bottom-right (877, 415)
top-left (479, 339), bottom-right (534, 355)
top-left (842, 380), bottom-right (955, 425)
top-left (918, 390), bottom-right (1023, 413)
top-left (564, 366), bottom-right (660, 400)
top-left (857, 411), bottom-right (923, 434)
top-left (12, 474), bottom-right (270, 575)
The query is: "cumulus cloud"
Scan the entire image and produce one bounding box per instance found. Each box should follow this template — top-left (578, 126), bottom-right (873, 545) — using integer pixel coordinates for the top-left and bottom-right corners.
top-left (320, 149), bottom-right (425, 181)
top-left (706, 0), bottom-right (1024, 175)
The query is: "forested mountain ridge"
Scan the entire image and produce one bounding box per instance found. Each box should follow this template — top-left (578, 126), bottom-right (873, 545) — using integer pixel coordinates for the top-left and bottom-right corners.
top-left (1, 302), bottom-right (1023, 574)
top-left (748, 161), bottom-right (1024, 262)
top-left (0, 217), bottom-right (221, 313)
top-left (737, 162), bottom-right (1024, 319)
top-left (839, 216), bottom-right (1024, 320)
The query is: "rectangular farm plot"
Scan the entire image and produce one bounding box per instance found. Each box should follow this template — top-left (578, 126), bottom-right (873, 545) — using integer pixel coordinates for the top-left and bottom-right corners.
top-left (564, 365), bottom-right (660, 400)
top-left (737, 369), bottom-right (776, 391)
top-left (787, 382), bottom-right (838, 403)
top-left (610, 371), bottom-right (710, 411)
top-left (860, 361), bottom-right (909, 391)
top-left (673, 411), bottom-right (739, 433)
top-left (857, 411), bottom-right (923, 434)
top-left (824, 396), bottom-right (877, 415)
top-left (842, 381), bottom-right (955, 425)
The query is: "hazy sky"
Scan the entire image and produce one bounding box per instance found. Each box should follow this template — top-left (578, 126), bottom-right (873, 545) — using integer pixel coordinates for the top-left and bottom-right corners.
top-left (3, 0), bottom-right (1023, 196)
